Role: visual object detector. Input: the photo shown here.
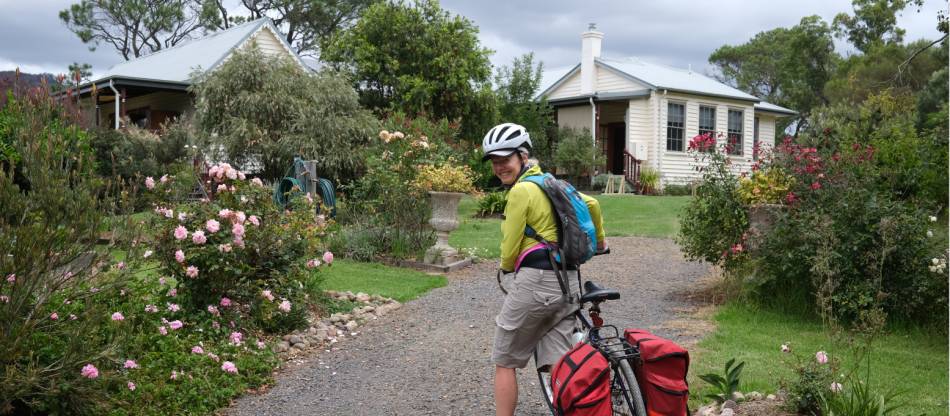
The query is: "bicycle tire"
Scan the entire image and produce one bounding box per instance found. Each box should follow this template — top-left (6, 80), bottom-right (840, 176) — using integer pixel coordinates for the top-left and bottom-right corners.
top-left (536, 367), bottom-right (557, 415)
top-left (614, 358), bottom-right (647, 416)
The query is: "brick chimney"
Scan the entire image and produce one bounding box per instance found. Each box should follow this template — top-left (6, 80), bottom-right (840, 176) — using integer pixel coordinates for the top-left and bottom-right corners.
top-left (580, 23), bottom-right (603, 95)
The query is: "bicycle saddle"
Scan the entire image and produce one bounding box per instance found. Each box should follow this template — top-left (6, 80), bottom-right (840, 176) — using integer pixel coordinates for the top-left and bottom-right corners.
top-left (580, 281), bottom-right (620, 303)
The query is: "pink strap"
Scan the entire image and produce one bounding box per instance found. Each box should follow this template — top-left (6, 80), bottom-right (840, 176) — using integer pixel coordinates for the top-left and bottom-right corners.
top-left (514, 243), bottom-right (549, 272)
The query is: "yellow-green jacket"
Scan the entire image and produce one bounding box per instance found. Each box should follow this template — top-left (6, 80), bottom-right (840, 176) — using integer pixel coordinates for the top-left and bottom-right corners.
top-left (500, 164), bottom-right (605, 272)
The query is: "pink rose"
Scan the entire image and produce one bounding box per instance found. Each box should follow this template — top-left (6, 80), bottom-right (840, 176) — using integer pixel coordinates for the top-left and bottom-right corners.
top-left (174, 249), bottom-right (185, 263)
top-left (229, 331), bottom-right (243, 346)
top-left (262, 290), bottom-right (274, 301)
top-left (191, 346), bottom-right (204, 354)
top-left (127, 381), bottom-right (136, 391)
top-left (6, 273), bottom-right (14, 283)
top-left (251, 178), bottom-right (264, 187)
top-left (323, 251), bottom-right (334, 265)
top-left (248, 215), bottom-right (260, 226)
top-left (306, 259), bottom-right (320, 268)
top-left (238, 171), bottom-right (246, 180)
top-left (0, 295), bottom-right (8, 303)
top-left (124, 360), bottom-right (138, 369)
top-left (278, 300), bottom-right (291, 313)
top-left (234, 211), bottom-right (246, 224)
top-left (50, 312), bottom-right (58, 320)
top-left (220, 297), bottom-right (232, 307)
top-left (168, 320), bottom-right (183, 330)
top-left (207, 305), bottom-right (219, 315)
top-left (232, 223), bottom-right (245, 238)
top-left (256, 340), bottom-right (266, 349)
top-left (145, 176), bottom-right (155, 190)
top-left (233, 237), bottom-right (245, 248)
top-left (80, 364), bottom-right (99, 379)
top-left (111, 312), bottom-right (125, 321)
top-left (218, 244), bottom-right (232, 253)
top-left (218, 209), bottom-right (232, 219)
top-left (170, 370), bottom-right (178, 380)
top-left (207, 352), bottom-right (220, 362)
top-left (206, 219), bottom-right (220, 233)
top-left (158, 326), bottom-right (168, 335)
top-left (160, 174), bottom-right (169, 183)
top-left (167, 303), bottom-right (180, 312)
top-left (209, 166), bottom-right (220, 178)
top-left (221, 361), bottom-right (238, 374)
top-left (167, 288), bottom-right (177, 297)
top-left (192, 230), bottom-right (207, 245)
top-left (816, 351), bottom-right (829, 364)
top-left (186, 266), bottom-right (199, 278)
top-left (174, 226), bottom-right (188, 240)
top-left (217, 184), bottom-right (228, 193)
top-left (226, 168), bottom-right (238, 180)
top-left (144, 304), bottom-right (158, 313)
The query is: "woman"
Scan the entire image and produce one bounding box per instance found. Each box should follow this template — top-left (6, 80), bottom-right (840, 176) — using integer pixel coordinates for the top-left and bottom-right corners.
top-left (483, 123), bottom-right (606, 416)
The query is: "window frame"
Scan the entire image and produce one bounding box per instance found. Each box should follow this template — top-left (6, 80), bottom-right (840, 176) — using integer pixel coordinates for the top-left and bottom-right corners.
top-left (666, 102), bottom-right (685, 152)
top-left (698, 105), bottom-right (717, 152)
top-left (727, 109), bottom-right (743, 156)
top-left (753, 116), bottom-right (760, 161)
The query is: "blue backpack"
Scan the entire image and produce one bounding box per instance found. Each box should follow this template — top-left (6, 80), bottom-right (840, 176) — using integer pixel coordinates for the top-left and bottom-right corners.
top-left (521, 173), bottom-right (598, 267)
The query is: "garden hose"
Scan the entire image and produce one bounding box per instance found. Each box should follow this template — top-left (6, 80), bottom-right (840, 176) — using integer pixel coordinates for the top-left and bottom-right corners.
top-left (271, 158), bottom-right (336, 218)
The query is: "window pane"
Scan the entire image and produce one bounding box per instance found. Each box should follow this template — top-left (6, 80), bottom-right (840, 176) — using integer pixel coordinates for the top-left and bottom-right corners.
top-left (667, 103), bottom-right (685, 151)
top-left (728, 110), bottom-right (743, 155)
top-left (753, 117), bottom-right (760, 161)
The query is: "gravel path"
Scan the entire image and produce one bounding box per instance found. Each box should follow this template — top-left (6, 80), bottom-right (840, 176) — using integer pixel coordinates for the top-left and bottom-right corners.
top-left (227, 236), bottom-right (710, 416)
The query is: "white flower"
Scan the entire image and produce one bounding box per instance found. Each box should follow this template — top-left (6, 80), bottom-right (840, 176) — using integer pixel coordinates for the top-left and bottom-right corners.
top-left (929, 216), bottom-right (938, 222)
top-left (927, 230), bottom-right (934, 238)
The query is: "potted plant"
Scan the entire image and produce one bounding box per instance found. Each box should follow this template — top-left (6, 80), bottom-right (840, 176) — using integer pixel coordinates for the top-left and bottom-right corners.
top-left (412, 162), bottom-right (476, 265)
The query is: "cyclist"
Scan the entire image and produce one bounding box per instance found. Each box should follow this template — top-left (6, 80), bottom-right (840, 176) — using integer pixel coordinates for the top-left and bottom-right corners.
top-left (483, 122), bottom-right (607, 416)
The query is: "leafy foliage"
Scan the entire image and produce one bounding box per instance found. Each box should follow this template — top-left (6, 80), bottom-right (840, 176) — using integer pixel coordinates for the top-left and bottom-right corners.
top-left (412, 163), bottom-right (476, 193)
top-left (494, 53), bottom-right (557, 169)
top-left (89, 119), bottom-right (190, 182)
top-left (698, 358), bottom-right (746, 404)
top-left (553, 127), bottom-right (604, 181)
top-left (736, 168), bottom-right (793, 204)
top-left (475, 190), bottom-right (507, 217)
top-left (832, 0), bottom-right (923, 53)
top-left (191, 45), bottom-right (378, 183)
top-left (820, 376), bottom-right (904, 416)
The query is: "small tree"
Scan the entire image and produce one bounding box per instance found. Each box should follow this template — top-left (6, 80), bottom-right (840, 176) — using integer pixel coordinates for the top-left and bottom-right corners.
top-left (495, 53), bottom-right (556, 170)
top-left (553, 127), bottom-right (604, 183)
top-left (191, 44), bottom-right (378, 183)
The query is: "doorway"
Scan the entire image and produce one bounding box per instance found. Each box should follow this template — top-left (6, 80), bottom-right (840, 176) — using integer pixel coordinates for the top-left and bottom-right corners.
top-left (606, 123), bottom-right (626, 175)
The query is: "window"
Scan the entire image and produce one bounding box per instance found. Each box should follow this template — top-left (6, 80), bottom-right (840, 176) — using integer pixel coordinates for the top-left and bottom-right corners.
top-left (753, 116), bottom-right (760, 160)
top-left (728, 109), bottom-right (743, 156)
top-left (666, 102), bottom-right (684, 152)
top-left (698, 105), bottom-right (716, 152)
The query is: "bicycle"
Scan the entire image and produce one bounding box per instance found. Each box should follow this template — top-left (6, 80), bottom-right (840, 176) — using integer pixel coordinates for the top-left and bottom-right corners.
top-left (534, 250), bottom-right (648, 416)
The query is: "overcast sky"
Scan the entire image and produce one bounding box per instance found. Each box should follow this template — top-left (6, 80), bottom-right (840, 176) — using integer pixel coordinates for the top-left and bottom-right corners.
top-left (0, 0), bottom-right (945, 80)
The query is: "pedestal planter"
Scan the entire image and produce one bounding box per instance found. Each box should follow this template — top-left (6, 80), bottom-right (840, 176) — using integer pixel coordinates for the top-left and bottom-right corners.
top-left (423, 191), bottom-right (471, 271)
top-left (745, 203), bottom-right (784, 250)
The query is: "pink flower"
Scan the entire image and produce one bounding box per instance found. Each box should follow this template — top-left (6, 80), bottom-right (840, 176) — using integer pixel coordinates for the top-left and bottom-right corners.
top-left (80, 364), bottom-right (99, 379)
top-left (323, 251), bottom-right (334, 264)
top-left (229, 332), bottom-right (243, 346)
top-left (305, 193), bottom-right (314, 204)
top-left (167, 288), bottom-right (177, 297)
top-left (278, 300), bottom-right (292, 313)
top-left (144, 304), bottom-right (158, 313)
top-left (221, 361), bottom-right (238, 374)
top-left (168, 320), bottom-right (183, 330)
top-left (0, 295), bottom-right (8, 303)
top-left (209, 165), bottom-right (220, 178)
top-left (50, 312), bottom-right (58, 320)
top-left (6, 273), bottom-right (14, 283)
top-left (218, 244), bottom-right (232, 253)
top-left (207, 305), bottom-right (220, 315)
top-left (212, 320), bottom-right (220, 329)
top-left (811, 181), bottom-right (821, 190)
top-left (785, 192), bottom-right (798, 204)
top-left (306, 259), bottom-right (321, 268)
top-left (256, 340), bottom-right (266, 349)
top-left (830, 382), bottom-right (843, 393)
top-left (220, 297), bottom-right (232, 307)
top-left (111, 312), bottom-right (125, 321)
top-left (730, 244), bottom-right (743, 254)
top-left (115, 262), bottom-right (126, 270)
top-left (145, 176), bottom-right (155, 190)
top-left (816, 351), bottom-right (829, 364)
top-left (248, 215), bottom-right (260, 226)
top-left (143, 250), bottom-right (153, 258)
top-left (158, 326), bottom-right (168, 335)
top-left (251, 178), bottom-right (264, 187)
top-left (192, 230), bottom-right (207, 245)
top-left (174, 226), bottom-right (188, 240)
top-left (160, 174), bottom-right (169, 183)
top-left (232, 223), bottom-right (245, 238)
top-left (217, 184), bottom-right (228, 193)
top-left (186, 266), bottom-right (199, 278)
top-left (207, 352), bottom-right (220, 362)
top-left (123, 360), bottom-right (138, 369)
top-left (170, 370), bottom-right (178, 380)
top-left (238, 171), bottom-right (246, 180)
top-left (218, 208), bottom-right (232, 219)
top-left (191, 346), bottom-right (204, 354)
top-left (206, 219), bottom-right (220, 233)
top-left (167, 303), bottom-right (180, 312)
top-left (233, 237), bottom-right (245, 248)
top-left (234, 211), bottom-right (246, 224)
top-left (127, 381), bottom-right (136, 391)
top-left (158, 277), bottom-right (167, 285)
top-left (262, 290), bottom-right (274, 301)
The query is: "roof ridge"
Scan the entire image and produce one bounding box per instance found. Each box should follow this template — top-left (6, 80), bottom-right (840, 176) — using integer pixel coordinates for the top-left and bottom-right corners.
top-left (104, 17), bottom-right (269, 70)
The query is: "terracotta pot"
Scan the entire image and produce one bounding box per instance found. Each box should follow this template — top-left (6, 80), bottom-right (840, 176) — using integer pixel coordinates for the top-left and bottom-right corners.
top-left (424, 191), bottom-right (464, 265)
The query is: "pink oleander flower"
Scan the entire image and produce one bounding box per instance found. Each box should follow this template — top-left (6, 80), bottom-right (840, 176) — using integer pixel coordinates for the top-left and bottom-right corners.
top-left (175, 249), bottom-right (186, 263)
top-left (262, 290), bottom-right (274, 301)
top-left (251, 177), bottom-right (264, 187)
top-left (168, 320), bottom-right (183, 330)
top-left (80, 364), bottom-right (99, 379)
top-left (160, 174), bottom-right (169, 183)
top-left (232, 223), bottom-right (245, 238)
top-left (221, 361), bottom-right (238, 374)
top-left (6, 273), bottom-right (15, 283)
top-left (192, 230), bottom-right (207, 245)
top-left (816, 351), bottom-right (829, 364)
top-left (207, 352), bottom-right (220, 361)
top-left (186, 266), bottom-right (199, 278)
top-left (127, 381), bottom-right (136, 391)
top-left (323, 251), bottom-right (334, 265)
top-left (50, 312), bottom-right (59, 320)
top-left (306, 258), bottom-right (320, 269)
top-left (218, 244), bottom-right (232, 253)
top-left (192, 345), bottom-right (204, 354)
top-left (158, 326), bottom-right (168, 335)
top-left (256, 340), bottom-right (266, 349)
top-left (167, 303), bottom-right (180, 312)
top-left (206, 219), bottom-right (220, 233)
top-left (143, 250), bottom-right (153, 258)
top-left (218, 208), bottom-right (232, 219)
top-left (124, 360), bottom-right (138, 369)
top-left (145, 176), bottom-right (155, 190)
top-left (174, 226), bottom-right (188, 240)
top-left (217, 184), bottom-right (228, 193)
top-left (229, 331), bottom-right (243, 346)
top-left (220, 297), bottom-right (232, 307)
top-left (167, 288), bottom-right (177, 297)
top-left (111, 312), bottom-right (125, 321)
top-left (207, 305), bottom-right (219, 315)
top-left (830, 382), bottom-right (843, 393)
top-left (144, 304), bottom-right (158, 313)
top-left (248, 215), bottom-right (260, 226)
top-left (278, 300), bottom-right (292, 313)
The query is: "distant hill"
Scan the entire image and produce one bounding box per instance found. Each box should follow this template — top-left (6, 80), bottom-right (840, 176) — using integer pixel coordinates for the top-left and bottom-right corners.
top-left (0, 71), bottom-right (58, 88)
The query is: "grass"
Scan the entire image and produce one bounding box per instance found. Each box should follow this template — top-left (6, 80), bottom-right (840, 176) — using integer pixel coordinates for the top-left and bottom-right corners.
top-left (450, 194), bottom-right (690, 259)
top-left (689, 302), bottom-right (949, 415)
top-left (318, 259), bottom-right (448, 303)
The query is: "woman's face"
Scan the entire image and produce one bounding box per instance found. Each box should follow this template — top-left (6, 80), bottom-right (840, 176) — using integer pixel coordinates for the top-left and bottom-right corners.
top-left (490, 152), bottom-right (523, 185)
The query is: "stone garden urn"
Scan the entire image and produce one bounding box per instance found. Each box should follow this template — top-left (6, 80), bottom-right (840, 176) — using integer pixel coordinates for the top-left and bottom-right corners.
top-left (745, 203), bottom-right (784, 250)
top-left (424, 191), bottom-right (465, 265)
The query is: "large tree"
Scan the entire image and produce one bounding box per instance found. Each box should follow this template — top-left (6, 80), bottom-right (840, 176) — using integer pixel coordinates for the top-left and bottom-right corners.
top-left (321, 0), bottom-right (495, 143)
top-left (494, 53), bottom-right (555, 168)
top-left (709, 15), bottom-right (837, 136)
top-left (832, 0), bottom-right (923, 53)
top-left (60, 0), bottom-right (212, 60)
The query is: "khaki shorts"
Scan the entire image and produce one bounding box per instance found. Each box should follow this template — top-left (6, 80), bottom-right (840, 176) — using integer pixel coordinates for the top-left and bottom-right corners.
top-left (492, 267), bottom-right (579, 369)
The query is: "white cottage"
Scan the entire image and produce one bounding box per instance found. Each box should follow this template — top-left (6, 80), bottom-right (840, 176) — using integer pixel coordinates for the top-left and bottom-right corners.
top-left (538, 26), bottom-right (796, 189)
top-left (75, 18), bottom-right (309, 131)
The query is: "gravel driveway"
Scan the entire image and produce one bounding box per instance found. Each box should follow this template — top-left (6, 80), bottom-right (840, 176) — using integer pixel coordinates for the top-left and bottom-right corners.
top-left (227, 236), bottom-right (710, 416)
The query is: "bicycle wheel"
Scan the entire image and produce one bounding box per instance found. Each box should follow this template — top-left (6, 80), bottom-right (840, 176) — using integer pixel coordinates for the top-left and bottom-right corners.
top-left (613, 358), bottom-right (647, 416)
top-left (536, 367), bottom-right (557, 415)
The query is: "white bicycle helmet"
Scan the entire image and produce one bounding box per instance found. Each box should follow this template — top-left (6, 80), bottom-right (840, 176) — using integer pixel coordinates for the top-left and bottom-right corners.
top-left (482, 122), bottom-right (532, 161)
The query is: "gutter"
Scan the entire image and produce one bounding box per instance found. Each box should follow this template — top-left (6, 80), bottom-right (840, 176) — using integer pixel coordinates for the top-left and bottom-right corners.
top-left (590, 96), bottom-right (596, 186)
top-left (108, 80), bottom-right (120, 130)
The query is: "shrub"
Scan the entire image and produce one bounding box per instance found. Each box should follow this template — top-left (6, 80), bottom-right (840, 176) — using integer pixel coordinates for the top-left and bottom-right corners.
top-left (476, 190), bottom-right (507, 217)
top-left (553, 127), bottom-right (604, 181)
top-left (662, 183), bottom-right (693, 196)
top-left (412, 163), bottom-right (476, 194)
top-left (638, 166), bottom-right (660, 195)
top-left (736, 168), bottom-right (793, 204)
top-left (89, 119), bottom-right (189, 181)
top-left (783, 349), bottom-right (840, 415)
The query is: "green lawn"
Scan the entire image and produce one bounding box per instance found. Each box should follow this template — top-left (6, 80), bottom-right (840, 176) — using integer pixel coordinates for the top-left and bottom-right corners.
top-left (319, 259), bottom-right (448, 303)
top-left (690, 303), bottom-right (948, 415)
top-left (450, 194), bottom-right (690, 259)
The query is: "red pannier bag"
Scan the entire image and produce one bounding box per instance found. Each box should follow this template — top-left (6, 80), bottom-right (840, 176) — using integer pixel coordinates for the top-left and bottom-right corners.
top-left (624, 329), bottom-right (690, 416)
top-left (550, 342), bottom-right (613, 415)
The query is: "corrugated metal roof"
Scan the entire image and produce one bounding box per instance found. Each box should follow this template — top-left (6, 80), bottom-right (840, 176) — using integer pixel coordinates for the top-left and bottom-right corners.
top-left (92, 18), bottom-right (293, 84)
top-left (597, 57), bottom-right (759, 101)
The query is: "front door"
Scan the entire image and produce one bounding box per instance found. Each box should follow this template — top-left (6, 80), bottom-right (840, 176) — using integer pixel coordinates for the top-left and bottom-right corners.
top-left (607, 123), bottom-right (625, 175)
